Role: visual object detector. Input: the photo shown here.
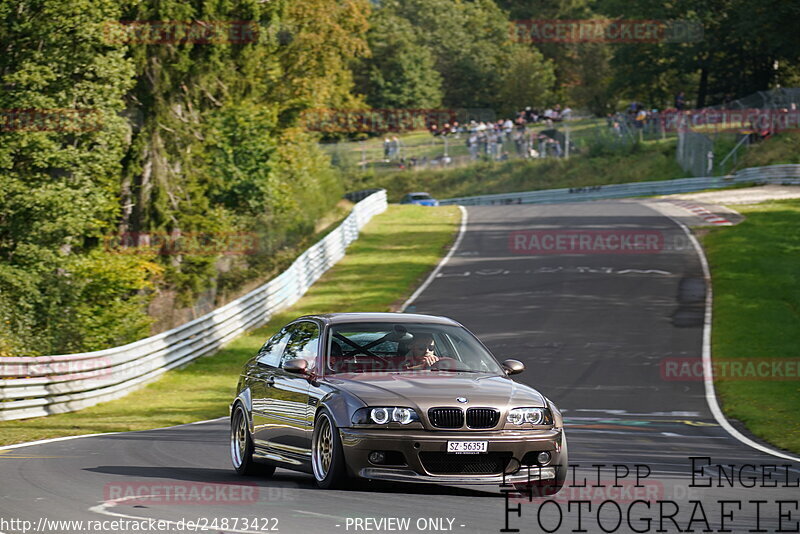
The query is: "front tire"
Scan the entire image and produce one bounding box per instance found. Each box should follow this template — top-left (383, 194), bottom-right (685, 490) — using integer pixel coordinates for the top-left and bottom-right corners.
top-left (311, 409), bottom-right (348, 489)
top-left (231, 404), bottom-right (276, 477)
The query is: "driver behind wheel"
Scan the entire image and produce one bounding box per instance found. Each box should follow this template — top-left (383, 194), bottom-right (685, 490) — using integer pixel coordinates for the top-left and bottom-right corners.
top-left (403, 333), bottom-right (439, 370)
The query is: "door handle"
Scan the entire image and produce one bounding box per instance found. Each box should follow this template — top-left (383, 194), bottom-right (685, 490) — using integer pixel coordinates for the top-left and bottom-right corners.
top-left (264, 377), bottom-right (275, 387)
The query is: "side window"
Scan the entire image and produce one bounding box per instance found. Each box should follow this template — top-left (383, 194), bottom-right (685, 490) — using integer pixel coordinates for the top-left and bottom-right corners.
top-left (433, 333), bottom-right (454, 359)
top-left (256, 328), bottom-right (291, 368)
top-left (281, 321), bottom-right (321, 371)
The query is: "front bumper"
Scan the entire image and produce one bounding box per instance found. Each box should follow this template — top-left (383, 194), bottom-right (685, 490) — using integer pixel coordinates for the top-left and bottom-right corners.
top-left (359, 467), bottom-right (557, 485)
top-left (339, 427), bottom-right (564, 485)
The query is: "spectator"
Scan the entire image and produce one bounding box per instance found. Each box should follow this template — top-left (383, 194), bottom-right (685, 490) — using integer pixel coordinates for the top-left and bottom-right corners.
top-left (635, 108), bottom-right (647, 131)
top-left (467, 133), bottom-right (479, 160)
top-left (675, 91), bottom-right (685, 110)
top-left (524, 106), bottom-right (536, 123)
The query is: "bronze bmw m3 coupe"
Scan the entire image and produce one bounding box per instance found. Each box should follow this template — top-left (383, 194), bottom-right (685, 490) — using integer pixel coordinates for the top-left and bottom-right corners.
top-left (230, 313), bottom-right (567, 491)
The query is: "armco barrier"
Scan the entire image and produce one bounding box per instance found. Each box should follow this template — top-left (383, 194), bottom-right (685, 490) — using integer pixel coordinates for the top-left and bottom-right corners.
top-left (438, 164), bottom-right (800, 206)
top-left (0, 190), bottom-right (388, 421)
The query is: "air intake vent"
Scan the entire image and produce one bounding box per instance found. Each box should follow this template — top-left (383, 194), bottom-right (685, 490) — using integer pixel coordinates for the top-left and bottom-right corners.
top-left (466, 408), bottom-right (500, 429)
top-left (428, 408), bottom-right (464, 429)
top-left (420, 452), bottom-right (511, 474)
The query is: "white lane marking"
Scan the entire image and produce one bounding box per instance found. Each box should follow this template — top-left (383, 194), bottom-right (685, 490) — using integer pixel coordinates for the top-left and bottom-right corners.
top-left (435, 271), bottom-right (471, 278)
top-left (573, 409), bottom-right (702, 417)
top-left (400, 205), bottom-right (468, 312)
top-left (616, 269), bottom-right (672, 275)
top-left (672, 217), bottom-right (800, 463)
top-left (89, 494), bottom-right (266, 534)
top-left (0, 417), bottom-right (226, 451)
top-left (293, 509), bottom-right (349, 520)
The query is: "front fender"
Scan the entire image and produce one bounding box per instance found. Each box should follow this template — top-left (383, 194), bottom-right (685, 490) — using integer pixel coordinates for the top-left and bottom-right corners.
top-left (545, 397), bottom-right (563, 430)
top-left (317, 388), bottom-right (365, 429)
top-left (231, 387), bottom-right (253, 433)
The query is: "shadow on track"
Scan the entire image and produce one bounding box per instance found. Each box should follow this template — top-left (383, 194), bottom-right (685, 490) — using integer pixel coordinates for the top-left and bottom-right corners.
top-left (85, 465), bottom-right (499, 498)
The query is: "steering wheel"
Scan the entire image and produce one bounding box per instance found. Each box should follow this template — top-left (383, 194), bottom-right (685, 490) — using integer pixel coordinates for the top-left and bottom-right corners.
top-left (429, 357), bottom-right (469, 371)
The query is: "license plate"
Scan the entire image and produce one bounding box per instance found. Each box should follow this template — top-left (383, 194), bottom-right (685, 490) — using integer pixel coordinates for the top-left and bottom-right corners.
top-left (447, 441), bottom-right (488, 454)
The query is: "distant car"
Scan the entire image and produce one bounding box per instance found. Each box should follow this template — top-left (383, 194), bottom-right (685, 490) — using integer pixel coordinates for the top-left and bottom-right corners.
top-left (399, 192), bottom-right (439, 206)
top-left (230, 313), bottom-right (567, 493)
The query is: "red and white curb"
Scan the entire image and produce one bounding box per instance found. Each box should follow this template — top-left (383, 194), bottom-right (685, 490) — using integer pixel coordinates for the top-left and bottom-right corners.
top-left (664, 200), bottom-right (733, 225)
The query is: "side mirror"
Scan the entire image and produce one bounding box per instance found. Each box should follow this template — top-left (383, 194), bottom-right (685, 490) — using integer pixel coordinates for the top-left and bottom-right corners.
top-left (284, 358), bottom-right (308, 374)
top-left (502, 359), bottom-right (525, 376)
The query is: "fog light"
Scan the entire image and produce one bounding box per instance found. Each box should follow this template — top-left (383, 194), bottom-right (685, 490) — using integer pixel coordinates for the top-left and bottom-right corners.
top-left (537, 451), bottom-right (551, 465)
top-left (368, 451), bottom-right (386, 464)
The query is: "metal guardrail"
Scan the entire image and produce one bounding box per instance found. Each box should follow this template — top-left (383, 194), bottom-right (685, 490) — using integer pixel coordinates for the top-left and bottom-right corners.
top-left (0, 190), bottom-right (388, 421)
top-left (439, 164), bottom-right (800, 206)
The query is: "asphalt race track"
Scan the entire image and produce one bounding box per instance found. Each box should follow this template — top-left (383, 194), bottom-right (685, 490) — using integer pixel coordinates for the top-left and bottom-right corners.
top-left (1, 201), bottom-right (798, 534)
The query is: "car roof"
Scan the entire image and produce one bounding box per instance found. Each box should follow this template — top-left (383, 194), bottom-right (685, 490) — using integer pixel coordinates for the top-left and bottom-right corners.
top-left (298, 312), bottom-right (460, 326)
top-left (408, 192), bottom-right (432, 196)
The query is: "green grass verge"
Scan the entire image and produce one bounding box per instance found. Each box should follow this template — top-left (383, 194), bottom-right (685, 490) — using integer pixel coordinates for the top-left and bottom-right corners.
top-left (0, 205), bottom-right (461, 447)
top-left (735, 130), bottom-right (800, 169)
top-left (348, 138), bottom-right (684, 202)
top-left (702, 198), bottom-right (800, 453)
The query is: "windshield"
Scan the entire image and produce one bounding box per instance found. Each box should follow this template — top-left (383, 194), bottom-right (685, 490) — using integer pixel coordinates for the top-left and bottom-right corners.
top-left (411, 193), bottom-right (432, 200)
top-left (326, 322), bottom-right (505, 375)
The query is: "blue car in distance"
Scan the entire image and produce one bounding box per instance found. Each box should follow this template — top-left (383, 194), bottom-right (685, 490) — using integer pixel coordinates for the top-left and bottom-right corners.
top-left (399, 192), bottom-right (439, 206)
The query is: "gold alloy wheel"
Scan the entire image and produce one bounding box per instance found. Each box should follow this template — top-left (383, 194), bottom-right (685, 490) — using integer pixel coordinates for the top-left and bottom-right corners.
top-left (312, 414), bottom-right (334, 480)
top-left (231, 408), bottom-right (247, 468)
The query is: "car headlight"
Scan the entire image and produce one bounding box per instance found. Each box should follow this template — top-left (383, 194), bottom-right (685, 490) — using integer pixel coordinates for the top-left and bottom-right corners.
top-left (352, 407), bottom-right (420, 426)
top-left (507, 407), bottom-right (546, 425)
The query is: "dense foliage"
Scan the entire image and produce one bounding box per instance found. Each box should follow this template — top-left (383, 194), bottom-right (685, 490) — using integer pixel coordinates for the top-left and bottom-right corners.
top-left (0, 0), bottom-right (365, 355)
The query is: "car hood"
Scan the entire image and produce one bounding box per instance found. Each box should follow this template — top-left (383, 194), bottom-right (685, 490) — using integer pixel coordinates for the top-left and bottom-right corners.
top-left (325, 372), bottom-right (546, 411)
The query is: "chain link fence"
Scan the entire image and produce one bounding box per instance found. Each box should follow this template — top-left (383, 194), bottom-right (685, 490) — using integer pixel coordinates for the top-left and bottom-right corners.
top-left (677, 130), bottom-right (716, 177)
top-left (676, 88), bottom-right (800, 176)
top-left (707, 87), bottom-right (800, 110)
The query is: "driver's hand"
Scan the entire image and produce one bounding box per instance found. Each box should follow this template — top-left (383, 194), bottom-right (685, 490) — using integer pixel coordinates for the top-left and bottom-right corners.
top-left (422, 353), bottom-right (439, 367)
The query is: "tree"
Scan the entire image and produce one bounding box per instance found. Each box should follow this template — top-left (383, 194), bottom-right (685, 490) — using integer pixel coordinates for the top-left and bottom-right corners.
top-left (498, 0), bottom-right (615, 112)
top-left (379, 0), bottom-right (511, 109)
top-left (598, 0), bottom-right (800, 107)
top-left (356, 10), bottom-right (443, 109)
top-left (0, 0), bottom-right (154, 355)
top-left (0, 0), bottom-right (365, 354)
top-left (272, 0), bottom-right (372, 117)
top-left (497, 45), bottom-right (556, 116)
